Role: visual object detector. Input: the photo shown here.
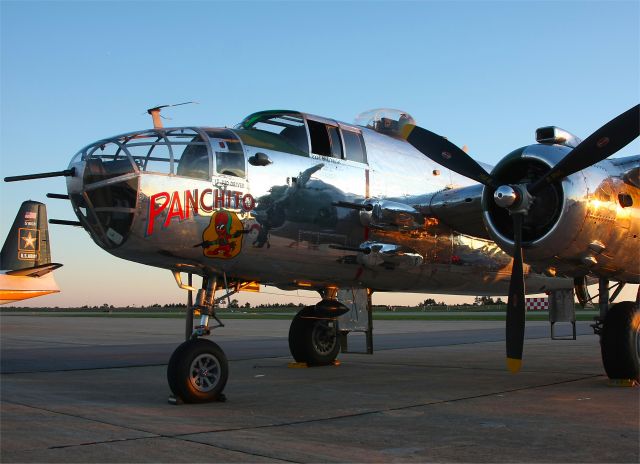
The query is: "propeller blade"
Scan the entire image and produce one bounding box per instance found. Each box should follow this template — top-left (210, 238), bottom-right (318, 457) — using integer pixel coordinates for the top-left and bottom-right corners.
top-left (402, 124), bottom-right (497, 188)
top-left (505, 213), bottom-right (526, 373)
top-left (530, 104), bottom-right (640, 195)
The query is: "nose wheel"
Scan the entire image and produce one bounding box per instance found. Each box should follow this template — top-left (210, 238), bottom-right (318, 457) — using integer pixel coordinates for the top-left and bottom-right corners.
top-left (168, 338), bottom-right (229, 403)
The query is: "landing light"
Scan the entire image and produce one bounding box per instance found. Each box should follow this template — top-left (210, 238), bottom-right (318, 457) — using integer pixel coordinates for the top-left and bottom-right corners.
top-left (295, 281), bottom-right (314, 288)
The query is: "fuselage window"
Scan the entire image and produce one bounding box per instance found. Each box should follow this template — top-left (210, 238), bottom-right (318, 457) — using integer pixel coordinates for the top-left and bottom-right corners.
top-left (207, 129), bottom-right (246, 178)
top-left (308, 120), bottom-right (332, 157)
top-left (216, 150), bottom-right (245, 177)
top-left (618, 193), bottom-right (633, 208)
top-left (328, 126), bottom-right (343, 159)
top-left (308, 120), bottom-right (342, 158)
top-left (342, 129), bottom-right (366, 163)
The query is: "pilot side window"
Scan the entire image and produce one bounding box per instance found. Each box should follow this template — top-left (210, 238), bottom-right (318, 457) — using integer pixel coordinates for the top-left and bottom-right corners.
top-left (308, 120), bottom-right (343, 158)
top-left (341, 129), bottom-right (366, 163)
top-left (207, 129), bottom-right (246, 178)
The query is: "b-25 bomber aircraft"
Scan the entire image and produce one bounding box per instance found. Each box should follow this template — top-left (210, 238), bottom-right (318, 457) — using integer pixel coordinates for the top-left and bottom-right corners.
top-left (5, 104), bottom-right (639, 403)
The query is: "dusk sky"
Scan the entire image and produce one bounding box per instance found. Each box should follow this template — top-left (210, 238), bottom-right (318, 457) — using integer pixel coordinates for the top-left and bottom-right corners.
top-left (1, 1), bottom-right (638, 307)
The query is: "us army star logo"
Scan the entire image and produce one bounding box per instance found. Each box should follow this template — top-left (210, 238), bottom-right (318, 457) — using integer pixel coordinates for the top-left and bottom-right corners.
top-left (18, 229), bottom-right (39, 251)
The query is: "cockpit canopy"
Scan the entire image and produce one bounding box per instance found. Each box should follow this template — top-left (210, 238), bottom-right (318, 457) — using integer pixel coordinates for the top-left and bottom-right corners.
top-left (237, 110), bottom-right (309, 155)
top-left (237, 110), bottom-right (367, 163)
top-left (354, 108), bottom-right (416, 139)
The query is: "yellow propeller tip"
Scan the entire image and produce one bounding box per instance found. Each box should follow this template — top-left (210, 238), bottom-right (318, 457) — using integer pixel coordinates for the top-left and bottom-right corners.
top-left (507, 358), bottom-right (522, 373)
top-left (400, 123), bottom-right (416, 140)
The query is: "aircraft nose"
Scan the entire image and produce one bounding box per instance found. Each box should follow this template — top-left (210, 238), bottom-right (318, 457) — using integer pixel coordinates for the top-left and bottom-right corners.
top-left (66, 126), bottom-right (215, 249)
top-left (66, 143), bottom-right (140, 249)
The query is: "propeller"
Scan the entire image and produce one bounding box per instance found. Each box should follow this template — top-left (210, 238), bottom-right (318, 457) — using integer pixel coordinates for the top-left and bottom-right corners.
top-left (401, 125), bottom-right (497, 188)
top-left (402, 104), bottom-right (640, 372)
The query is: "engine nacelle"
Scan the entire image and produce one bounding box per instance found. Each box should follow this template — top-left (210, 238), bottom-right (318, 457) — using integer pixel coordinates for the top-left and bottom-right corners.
top-left (481, 144), bottom-right (640, 282)
top-left (424, 184), bottom-right (488, 239)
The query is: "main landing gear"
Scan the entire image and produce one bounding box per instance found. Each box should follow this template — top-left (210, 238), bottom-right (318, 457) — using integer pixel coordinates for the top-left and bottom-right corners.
top-left (287, 292), bottom-right (351, 366)
top-left (167, 277), bottom-right (352, 403)
top-left (593, 280), bottom-right (640, 383)
top-left (289, 312), bottom-right (340, 365)
top-left (168, 275), bottom-right (230, 403)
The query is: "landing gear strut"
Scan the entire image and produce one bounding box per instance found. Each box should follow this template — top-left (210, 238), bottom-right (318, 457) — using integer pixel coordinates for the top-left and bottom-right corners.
top-left (168, 275), bottom-right (229, 403)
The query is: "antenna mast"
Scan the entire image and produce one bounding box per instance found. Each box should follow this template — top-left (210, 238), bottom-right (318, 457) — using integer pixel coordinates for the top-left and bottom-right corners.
top-left (146, 101), bottom-right (198, 129)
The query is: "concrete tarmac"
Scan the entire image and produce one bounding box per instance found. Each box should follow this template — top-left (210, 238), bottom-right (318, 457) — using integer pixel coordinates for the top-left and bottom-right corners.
top-left (1, 315), bottom-right (638, 463)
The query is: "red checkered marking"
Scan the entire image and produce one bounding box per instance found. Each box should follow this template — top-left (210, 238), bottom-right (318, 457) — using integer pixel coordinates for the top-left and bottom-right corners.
top-left (525, 297), bottom-right (549, 311)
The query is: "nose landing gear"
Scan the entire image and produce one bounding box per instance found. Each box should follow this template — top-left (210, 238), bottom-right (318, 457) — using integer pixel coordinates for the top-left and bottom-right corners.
top-left (167, 275), bottom-right (230, 403)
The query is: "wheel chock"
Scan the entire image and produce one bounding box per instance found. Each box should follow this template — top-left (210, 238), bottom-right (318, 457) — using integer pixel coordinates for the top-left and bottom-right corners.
top-left (288, 362), bottom-right (308, 368)
top-left (608, 378), bottom-right (638, 387)
top-left (287, 360), bottom-right (341, 368)
top-left (168, 392), bottom-right (226, 404)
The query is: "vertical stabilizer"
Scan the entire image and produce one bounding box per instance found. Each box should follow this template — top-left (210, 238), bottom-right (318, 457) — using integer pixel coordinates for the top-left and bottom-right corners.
top-left (1, 201), bottom-right (51, 271)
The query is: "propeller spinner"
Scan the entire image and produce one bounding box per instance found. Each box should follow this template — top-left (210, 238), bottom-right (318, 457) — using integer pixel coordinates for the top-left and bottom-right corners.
top-left (402, 104), bottom-right (640, 372)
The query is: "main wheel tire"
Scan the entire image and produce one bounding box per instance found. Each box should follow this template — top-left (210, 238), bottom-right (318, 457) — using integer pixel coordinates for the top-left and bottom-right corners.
top-left (600, 301), bottom-right (639, 381)
top-left (288, 310), bottom-right (339, 365)
top-left (167, 339), bottom-right (229, 403)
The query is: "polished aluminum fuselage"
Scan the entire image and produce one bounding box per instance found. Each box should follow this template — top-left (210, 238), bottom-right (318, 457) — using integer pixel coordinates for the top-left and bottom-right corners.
top-left (65, 111), bottom-right (637, 295)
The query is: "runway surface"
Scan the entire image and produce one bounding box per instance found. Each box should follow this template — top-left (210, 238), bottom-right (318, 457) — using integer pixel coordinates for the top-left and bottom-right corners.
top-left (1, 315), bottom-right (638, 462)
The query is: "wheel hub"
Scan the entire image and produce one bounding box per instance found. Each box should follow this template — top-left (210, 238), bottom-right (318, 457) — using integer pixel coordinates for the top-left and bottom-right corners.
top-left (189, 353), bottom-right (221, 393)
top-left (312, 322), bottom-right (337, 356)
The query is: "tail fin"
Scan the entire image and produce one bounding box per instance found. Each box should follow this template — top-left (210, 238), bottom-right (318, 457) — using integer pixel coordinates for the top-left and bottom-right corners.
top-left (1, 201), bottom-right (52, 271)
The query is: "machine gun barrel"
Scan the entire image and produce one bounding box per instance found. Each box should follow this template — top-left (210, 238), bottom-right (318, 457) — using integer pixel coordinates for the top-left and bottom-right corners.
top-left (46, 193), bottom-right (70, 200)
top-left (49, 219), bottom-right (82, 227)
top-left (4, 168), bottom-right (75, 182)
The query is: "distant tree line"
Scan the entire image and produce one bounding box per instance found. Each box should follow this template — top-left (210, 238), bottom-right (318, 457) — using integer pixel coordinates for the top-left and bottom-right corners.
top-left (3, 297), bottom-right (509, 311)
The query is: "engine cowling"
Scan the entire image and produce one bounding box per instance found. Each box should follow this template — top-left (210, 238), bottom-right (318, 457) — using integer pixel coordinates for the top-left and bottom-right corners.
top-left (481, 143), bottom-right (639, 282)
